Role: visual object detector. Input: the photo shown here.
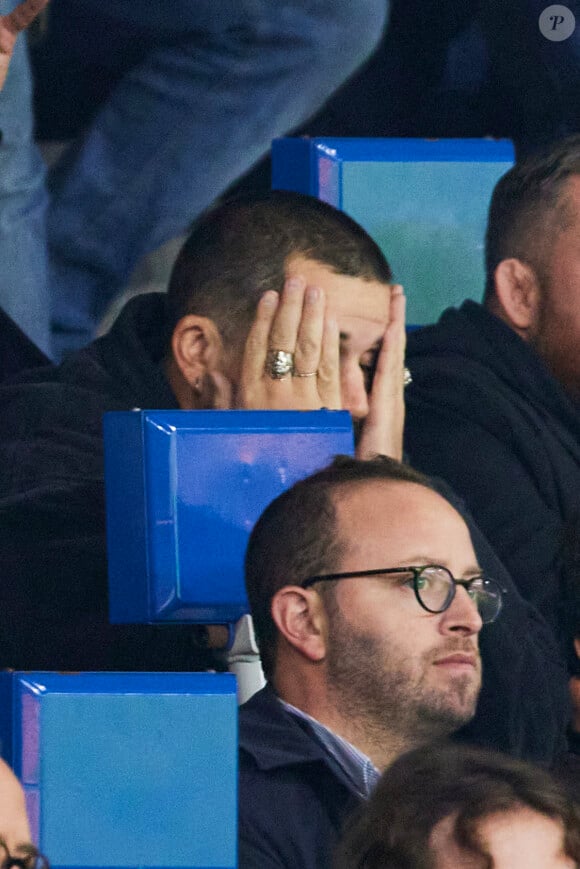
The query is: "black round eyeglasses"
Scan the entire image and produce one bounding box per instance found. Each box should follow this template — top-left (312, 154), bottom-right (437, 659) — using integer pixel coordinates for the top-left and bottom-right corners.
top-left (301, 564), bottom-right (504, 624)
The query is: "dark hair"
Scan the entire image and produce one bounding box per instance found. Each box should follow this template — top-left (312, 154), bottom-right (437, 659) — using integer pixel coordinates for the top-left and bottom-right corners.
top-left (244, 455), bottom-right (433, 682)
top-left (166, 190), bottom-right (392, 348)
top-left (334, 743), bottom-right (580, 869)
top-left (484, 134), bottom-right (580, 302)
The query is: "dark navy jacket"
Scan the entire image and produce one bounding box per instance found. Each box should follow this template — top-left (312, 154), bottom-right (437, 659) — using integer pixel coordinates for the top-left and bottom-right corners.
top-left (239, 685), bottom-right (361, 869)
top-left (239, 679), bottom-right (572, 869)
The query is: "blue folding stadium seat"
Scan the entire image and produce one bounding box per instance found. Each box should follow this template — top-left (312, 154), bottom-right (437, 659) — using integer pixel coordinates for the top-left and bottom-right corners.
top-left (272, 137), bottom-right (514, 325)
top-left (104, 408), bottom-right (354, 626)
top-left (0, 671), bottom-right (237, 869)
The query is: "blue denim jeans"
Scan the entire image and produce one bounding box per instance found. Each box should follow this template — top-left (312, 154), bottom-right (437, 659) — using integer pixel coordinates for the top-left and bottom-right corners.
top-left (0, 2), bottom-right (50, 354)
top-left (0, 0), bottom-right (388, 359)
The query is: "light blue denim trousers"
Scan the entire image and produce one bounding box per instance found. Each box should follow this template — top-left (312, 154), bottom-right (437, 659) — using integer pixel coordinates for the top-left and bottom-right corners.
top-left (0, 0), bottom-right (388, 359)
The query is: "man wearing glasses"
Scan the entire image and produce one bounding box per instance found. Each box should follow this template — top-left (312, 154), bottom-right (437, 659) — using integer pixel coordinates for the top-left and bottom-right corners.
top-left (239, 455), bottom-right (507, 869)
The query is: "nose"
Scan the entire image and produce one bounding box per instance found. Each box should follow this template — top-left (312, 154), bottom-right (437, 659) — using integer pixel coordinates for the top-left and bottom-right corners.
top-left (439, 586), bottom-right (483, 637)
top-left (341, 363), bottom-right (369, 420)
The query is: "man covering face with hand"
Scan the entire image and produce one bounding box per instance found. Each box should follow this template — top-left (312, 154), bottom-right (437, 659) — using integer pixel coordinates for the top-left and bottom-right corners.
top-left (0, 191), bottom-right (403, 671)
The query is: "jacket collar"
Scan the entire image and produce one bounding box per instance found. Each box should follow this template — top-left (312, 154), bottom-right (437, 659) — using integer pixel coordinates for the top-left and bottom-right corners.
top-left (69, 293), bottom-right (179, 410)
top-left (239, 685), bottom-right (360, 795)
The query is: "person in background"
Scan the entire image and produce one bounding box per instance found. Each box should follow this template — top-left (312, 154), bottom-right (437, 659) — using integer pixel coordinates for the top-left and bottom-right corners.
top-left (0, 0), bottom-right (388, 357)
top-left (405, 135), bottom-right (580, 654)
top-left (0, 191), bottom-right (404, 671)
top-left (334, 742), bottom-right (580, 869)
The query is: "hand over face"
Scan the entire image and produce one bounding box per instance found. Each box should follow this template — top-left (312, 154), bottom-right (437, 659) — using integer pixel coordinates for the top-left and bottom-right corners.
top-left (0, 0), bottom-right (50, 90)
top-left (355, 284), bottom-right (406, 461)
top-left (237, 268), bottom-right (407, 462)
top-left (238, 276), bottom-right (341, 410)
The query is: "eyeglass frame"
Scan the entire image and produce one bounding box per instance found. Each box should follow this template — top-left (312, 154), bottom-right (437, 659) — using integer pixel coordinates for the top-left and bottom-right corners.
top-left (300, 564), bottom-right (505, 623)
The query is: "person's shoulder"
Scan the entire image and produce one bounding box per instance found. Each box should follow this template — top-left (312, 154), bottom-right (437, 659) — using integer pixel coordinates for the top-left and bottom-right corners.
top-left (0, 354), bottom-right (117, 498)
top-left (239, 687), bottom-right (326, 767)
top-left (1, 339), bottom-right (135, 430)
top-left (239, 687), bottom-right (309, 769)
top-left (239, 688), bottom-right (359, 822)
top-left (405, 300), bottom-right (531, 427)
top-left (0, 377), bottom-right (114, 451)
top-left (406, 300), bottom-right (503, 359)
top-left (239, 746), bottom-right (357, 869)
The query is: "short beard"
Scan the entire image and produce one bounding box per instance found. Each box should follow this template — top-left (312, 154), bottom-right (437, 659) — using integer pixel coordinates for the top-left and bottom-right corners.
top-left (527, 277), bottom-right (580, 401)
top-left (324, 597), bottom-right (479, 750)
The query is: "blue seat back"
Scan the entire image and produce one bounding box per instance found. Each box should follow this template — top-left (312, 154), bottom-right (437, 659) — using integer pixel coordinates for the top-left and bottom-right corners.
top-left (272, 137), bottom-right (514, 325)
top-left (104, 409), bottom-right (354, 624)
top-left (0, 671), bottom-right (237, 869)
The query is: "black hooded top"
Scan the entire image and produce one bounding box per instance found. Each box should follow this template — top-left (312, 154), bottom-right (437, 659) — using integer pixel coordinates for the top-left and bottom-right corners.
top-left (405, 299), bottom-right (580, 643)
top-left (0, 293), bottom-right (218, 671)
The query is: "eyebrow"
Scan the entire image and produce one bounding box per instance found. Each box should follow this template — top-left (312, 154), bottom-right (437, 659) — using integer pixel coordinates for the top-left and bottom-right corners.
top-left (402, 558), bottom-right (483, 575)
top-left (401, 556), bottom-right (439, 567)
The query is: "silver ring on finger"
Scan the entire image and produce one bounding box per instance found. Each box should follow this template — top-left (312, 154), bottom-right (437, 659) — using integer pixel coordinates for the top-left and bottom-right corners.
top-left (403, 366), bottom-right (413, 388)
top-left (293, 370), bottom-right (317, 378)
top-left (266, 349), bottom-right (294, 380)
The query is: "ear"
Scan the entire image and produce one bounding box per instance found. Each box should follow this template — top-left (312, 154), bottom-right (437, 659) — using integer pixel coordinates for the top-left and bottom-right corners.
top-left (574, 637), bottom-right (580, 660)
top-left (493, 258), bottom-right (541, 334)
top-left (169, 314), bottom-right (235, 409)
top-left (270, 586), bottom-right (328, 664)
top-left (170, 314), bottom-right (222, 387)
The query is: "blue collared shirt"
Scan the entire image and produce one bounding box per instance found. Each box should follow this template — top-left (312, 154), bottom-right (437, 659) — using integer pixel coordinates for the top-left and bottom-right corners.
top-left (279, 698), bottom-right (380, 799)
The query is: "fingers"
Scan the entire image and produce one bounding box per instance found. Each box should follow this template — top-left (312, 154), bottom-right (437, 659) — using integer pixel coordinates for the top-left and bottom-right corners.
top-left (239, 274), bottom-right (340, 410)
top-left (0, 54), bottom-right (11, 91)
top-left (240, 290), bottom-right (280, 388)
top-left (0, 0), bottom-right (50, 91)
top-left (4, 0), bottom-right (50, 36)
top-left (242, 276), bottom-right (321, 391)
top-left (372, 284), bottom-right (406, 387)
top-left (389, 283), bottom-right (406, 328)
top-left (268, 276), bottom-right (306, 352)
top-left (357, 285), bottom-right (406, 461)
top-left (318, 313), bottom-right (341, 409)
top-left (293, 285), bottom-right (324, 377)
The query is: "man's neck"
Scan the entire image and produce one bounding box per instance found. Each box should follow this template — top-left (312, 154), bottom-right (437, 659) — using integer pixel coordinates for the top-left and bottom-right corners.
top-left (312, 705), bottom-right (419, 772)
top-left (275, 681), bottom-right (417, 772)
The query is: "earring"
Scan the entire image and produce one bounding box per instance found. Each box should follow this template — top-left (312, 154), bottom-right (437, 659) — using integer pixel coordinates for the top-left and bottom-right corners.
top-left (193, 376), bottom-right (202, 396)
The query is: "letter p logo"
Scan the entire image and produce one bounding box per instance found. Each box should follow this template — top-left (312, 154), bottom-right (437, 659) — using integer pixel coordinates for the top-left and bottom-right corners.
top-left (539, 5), bottom-right (576, 40)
